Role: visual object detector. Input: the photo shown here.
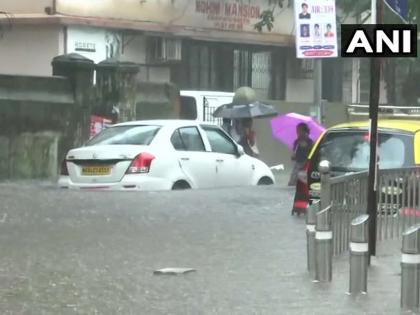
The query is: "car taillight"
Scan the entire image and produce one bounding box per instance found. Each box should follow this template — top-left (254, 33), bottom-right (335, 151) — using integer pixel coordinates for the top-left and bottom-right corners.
top-left (60, 159), bottom-right (69, 176)
top-left (297, 161), bottom-right (310, 184)
top-left (126, 153), bottom-right (155, 174)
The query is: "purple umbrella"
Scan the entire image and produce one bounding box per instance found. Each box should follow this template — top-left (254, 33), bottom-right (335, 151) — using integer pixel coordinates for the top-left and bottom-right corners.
top-left (271, 113), bottom-right (326, 151)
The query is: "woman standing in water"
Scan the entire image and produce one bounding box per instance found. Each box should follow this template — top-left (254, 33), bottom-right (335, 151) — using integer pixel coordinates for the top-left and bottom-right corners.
top-left (289, 123), bottom-right (313, 186)
top-left (290, 123), bottom-right (313, 215)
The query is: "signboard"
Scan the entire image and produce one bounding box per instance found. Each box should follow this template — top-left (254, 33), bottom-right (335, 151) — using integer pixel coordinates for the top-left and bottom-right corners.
top-left (384, 0), bottom-right (409, 21)
top-left (56, 0), bottom-right (295, 46)
top-left (294, 0), bottom-right (338, 58)
top-left (195, 1), bottom-right (262, 31)
top-left (67, 26), bottom-right (121, 64)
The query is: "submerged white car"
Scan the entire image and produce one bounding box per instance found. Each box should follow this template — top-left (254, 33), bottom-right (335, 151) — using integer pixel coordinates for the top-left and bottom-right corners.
top-left (59, 120), bottom-right (275, 191)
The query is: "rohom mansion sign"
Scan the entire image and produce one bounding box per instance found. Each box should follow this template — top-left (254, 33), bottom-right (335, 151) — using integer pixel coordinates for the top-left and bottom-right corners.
top-left (55, 0), bottom-right (294, 45)
top-left (195, 1), bottom-right (262, 31)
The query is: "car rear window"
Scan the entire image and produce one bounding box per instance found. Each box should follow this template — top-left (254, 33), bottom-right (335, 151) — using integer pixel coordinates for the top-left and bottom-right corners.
top-left (86, 125), bottom-right (161, 146)
top-left (316, 130), bottom-right (414, 171)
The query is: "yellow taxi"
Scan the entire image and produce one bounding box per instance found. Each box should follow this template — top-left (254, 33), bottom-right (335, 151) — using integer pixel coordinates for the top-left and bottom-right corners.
top-left (295, 120), bottom-right (420, 207)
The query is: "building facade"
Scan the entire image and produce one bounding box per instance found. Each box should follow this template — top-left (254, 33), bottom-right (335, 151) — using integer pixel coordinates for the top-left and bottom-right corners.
top-left (0, 0), bottom-right (355, 103)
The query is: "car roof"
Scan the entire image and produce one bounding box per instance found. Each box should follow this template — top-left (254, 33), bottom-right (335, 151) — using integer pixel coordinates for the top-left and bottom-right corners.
top-left (111, 119), bottom-right (218, 128)
top-left (329, 120), bottom-right (420, 133)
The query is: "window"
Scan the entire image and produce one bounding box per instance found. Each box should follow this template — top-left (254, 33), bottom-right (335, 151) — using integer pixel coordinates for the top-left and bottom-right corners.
top-left (316, 131), bottom-right (413, 171)
top-left (87, 125), bottom-right (160, 146)
top-left (202, 126), bottom-right (237, 155)
top-left (170, 127), bottom-right (205, 151)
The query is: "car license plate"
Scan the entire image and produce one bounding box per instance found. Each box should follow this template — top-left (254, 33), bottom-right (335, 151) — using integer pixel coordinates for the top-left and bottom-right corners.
top-left (82, 166), bottom-right (111, 176)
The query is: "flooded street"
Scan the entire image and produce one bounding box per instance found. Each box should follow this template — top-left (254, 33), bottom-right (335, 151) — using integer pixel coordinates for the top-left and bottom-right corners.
top-left (0, 184), bottom-right (300, 314)
top-left (0, 183), bottom-right (402, 314)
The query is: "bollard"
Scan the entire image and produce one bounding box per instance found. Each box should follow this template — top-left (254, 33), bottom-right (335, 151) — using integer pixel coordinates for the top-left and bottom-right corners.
top-left (314, 204), bottom-right (332, 282)
top-left (401, 224), bottom-right (420, 310)
top-left (319, 160), bottom-right (331, 210)
top-left (307, 200), bottom-right (320, 274)
top-left (349, 214), bottom-right (370, 295)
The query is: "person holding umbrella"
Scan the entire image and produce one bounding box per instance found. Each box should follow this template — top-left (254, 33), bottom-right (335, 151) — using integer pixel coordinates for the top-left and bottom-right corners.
top-left (241, 118), bottom-right (259, 158)
top-left (222, 118), bottom-right (232, 134)
top-left (289, 123), bottom-right (313, 186)
top-left (230, 118), bottom-right (258, 157)
top-left (213, 86), bottom-right (277, 158)
top-left (270, 113), bottom-right (326, 215)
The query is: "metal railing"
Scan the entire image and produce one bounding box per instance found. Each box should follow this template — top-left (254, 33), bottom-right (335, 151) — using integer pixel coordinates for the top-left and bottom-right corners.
top-left (323, 170), bottom-right (368, 255)
top-left (378, 167), bottom-right (420, 240)
top-left (321, 164), bottom-right (420, 256)
top-left (203, 97), bottom-right (223, 126)
top-left (311, 162), bottom-right (420, 305)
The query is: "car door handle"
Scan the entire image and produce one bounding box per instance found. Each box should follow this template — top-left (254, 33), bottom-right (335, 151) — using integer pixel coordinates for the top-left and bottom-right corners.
top-left (181, 157), bottom-right (190, 161)
top-left (216, 159), bottom-right (224, 163)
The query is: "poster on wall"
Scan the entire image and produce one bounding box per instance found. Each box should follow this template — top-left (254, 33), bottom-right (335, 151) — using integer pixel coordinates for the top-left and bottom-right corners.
top-left (294, 0), bottom-right (338, 58)
top-left (90, 115), bottom-right (112, 139)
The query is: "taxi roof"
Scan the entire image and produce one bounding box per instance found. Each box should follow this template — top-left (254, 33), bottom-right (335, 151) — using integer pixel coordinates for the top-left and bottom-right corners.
top-left (330, 120), bottom-right (420, 133)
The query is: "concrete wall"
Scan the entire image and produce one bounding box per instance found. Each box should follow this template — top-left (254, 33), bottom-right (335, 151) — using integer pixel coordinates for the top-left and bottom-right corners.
top-left (285, 78), bottom-right (314, 103)
top-left (122, 35), bottom-right (147, 63)
top-left (0, 74), bottom-right (75, 180)
top-left (2, 132), bottom-right (61, 180)
top-left (254, 101), bottom-right (348, 172)
top-left (136, 82), bottom-right (179, 120)
top-left (0, 25), bottom-right (62, 76)
top-left (138, 66), bottom-right (171, 83)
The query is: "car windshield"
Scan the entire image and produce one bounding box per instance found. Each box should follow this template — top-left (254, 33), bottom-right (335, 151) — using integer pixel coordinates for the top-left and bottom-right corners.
top-left (86, 125), bottom-right (161, 146)
top-left (318, 130), bottom-right (414, 171)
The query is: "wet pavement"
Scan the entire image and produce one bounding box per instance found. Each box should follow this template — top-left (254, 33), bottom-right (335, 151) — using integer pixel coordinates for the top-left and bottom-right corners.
top-left (0, 181), bottom-right (410, 314)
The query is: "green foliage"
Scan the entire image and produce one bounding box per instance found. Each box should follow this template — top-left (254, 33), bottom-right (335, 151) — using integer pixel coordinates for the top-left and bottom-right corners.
top-left (255, 9), bottom-right (275, 32)
top-left (254, 0), bottom-right (291, 32)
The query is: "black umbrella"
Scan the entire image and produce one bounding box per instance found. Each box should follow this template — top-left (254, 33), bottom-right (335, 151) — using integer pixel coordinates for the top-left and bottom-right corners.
top-left (213, 101), bottom-right (278, 119)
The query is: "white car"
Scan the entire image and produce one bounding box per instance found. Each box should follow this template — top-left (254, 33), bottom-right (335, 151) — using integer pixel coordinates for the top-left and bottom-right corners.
top-left (58, 120), bottom-right (275, 191)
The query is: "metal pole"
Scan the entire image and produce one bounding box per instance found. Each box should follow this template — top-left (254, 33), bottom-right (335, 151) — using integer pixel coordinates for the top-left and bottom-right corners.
top-left (401, 224), bottom-right (420, 310)
top-left (319, 160), bottom-right (331, 211)
top-left (371, 0), bottom-right (377, 24)
top-left (307, 200), bottom-right (319, 275)
top-left (313, 59), bottom-right (323, 122)
top-left (349, 215), bottom-right (370, 295)
top-left (314, 205), bottom-right (333, 282)
top-left (367, 0), bottom-right (383, 257)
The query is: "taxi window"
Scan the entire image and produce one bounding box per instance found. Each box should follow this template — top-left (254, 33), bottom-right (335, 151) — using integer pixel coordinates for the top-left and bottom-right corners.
top-left (315, 131), bottom-right (414, 171)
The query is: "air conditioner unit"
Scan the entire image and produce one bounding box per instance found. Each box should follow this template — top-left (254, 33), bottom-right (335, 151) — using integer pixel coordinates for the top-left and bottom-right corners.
top-left (148, 37), bottom-right (182, 63)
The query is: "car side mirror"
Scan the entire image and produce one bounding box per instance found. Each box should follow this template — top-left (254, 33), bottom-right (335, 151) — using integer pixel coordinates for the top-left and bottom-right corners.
top-left (237, 145), bottom-right (245, 157)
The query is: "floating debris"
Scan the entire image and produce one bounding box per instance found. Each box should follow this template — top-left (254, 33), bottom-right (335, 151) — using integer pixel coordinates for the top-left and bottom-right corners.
top-left (153, 268), bottom-right (196, 275)
top-left (270, 164), bottom-right (285, 171)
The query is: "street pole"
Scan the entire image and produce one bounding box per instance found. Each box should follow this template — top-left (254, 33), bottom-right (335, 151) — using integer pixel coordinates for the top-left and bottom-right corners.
top-left (367, 0), bottom-right (383, 257)
top-left (314, 59), bottom-right (322, 122)
top-left (371, 0), bottom-right (377, 25)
